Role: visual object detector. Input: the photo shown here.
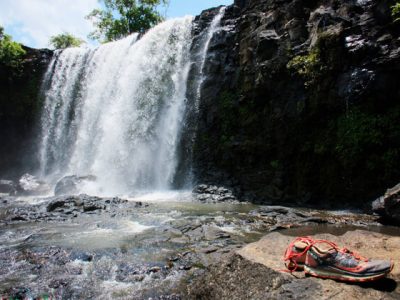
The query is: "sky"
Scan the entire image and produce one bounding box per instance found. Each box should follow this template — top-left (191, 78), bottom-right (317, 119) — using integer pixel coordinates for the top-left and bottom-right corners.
top-left (0, 0), bottom-right (233, 49)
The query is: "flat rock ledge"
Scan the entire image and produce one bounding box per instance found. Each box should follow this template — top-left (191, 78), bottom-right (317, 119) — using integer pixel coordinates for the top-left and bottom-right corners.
top-left (187, 230), bottom-right (400, 299)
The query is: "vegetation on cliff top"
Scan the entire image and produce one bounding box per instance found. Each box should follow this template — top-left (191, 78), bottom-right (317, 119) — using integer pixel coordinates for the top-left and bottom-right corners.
top-left (0, 26), bottom-right (26, 72)
top-left (49, 33), bottom-right (85, 49)
top-left (86, 0), bottom-right (168, 42)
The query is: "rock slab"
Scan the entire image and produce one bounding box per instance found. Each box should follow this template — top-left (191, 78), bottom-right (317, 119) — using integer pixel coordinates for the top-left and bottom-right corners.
top-left (188, 230), bottom-right (400, 299)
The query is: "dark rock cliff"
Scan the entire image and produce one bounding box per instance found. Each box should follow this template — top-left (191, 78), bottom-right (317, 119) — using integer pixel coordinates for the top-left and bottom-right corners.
top-left (0, 0), bottom-right (399, 208)
top-left (0, 46), bottom-right (53, 178)
top-left (192, 0), bottom-right (400, 207)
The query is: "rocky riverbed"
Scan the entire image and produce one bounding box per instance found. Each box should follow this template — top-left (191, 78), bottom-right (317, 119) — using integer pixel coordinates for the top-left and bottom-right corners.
top-left (0, 189), bottom-right (398, 299)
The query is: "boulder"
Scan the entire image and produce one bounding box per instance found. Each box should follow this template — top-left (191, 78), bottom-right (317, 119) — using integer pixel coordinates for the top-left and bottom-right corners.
top-left (17, 173), bottom-right (50, 195)
top-left (54, 175), bottom-right (96, 196)
top-left (372, 183), bottom-right (400, 225)
top-left (188, 230), bottom-right (400, 299)
top-left (0, 180), bottom-right (17, 195)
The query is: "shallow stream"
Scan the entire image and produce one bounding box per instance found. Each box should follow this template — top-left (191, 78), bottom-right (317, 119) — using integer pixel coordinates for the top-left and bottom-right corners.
top-left (0, 192), bottom-right (398, 299)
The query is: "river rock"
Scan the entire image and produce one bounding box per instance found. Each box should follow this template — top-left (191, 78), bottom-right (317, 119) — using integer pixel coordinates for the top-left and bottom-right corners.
top-left (17, 173), bottom-right (50, 195)
top-left (192, 184), bottom-right (239, 203)
top-left (54, 175), bottom-right (96, 196)
top-left (188, 230), bottom-right (400, 299)
top-left (1, 194), bottom-right (142, 224)
top-left (372, 183), bottom-right (400, 225)
top-left (0, 179), bottom-right (17, 195)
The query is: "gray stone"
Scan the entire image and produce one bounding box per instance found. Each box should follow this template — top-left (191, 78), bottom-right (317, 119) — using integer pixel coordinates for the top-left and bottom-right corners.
top-left (0, 179), bottom-right (17, 195)
top-left (372, 183), bottom-right (400, 225)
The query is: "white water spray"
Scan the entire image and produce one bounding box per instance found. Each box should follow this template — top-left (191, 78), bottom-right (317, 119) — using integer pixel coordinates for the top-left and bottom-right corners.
top-left (39, 17), bottom-right (193, 195)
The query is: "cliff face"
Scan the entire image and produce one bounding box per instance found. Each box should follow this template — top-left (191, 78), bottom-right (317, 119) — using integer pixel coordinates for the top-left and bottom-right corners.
top-left (0, 47), bottom-right (53, 178)
top-left (192, 0), bottom-right (400, 206)
top-left (0, 0), bottom-right (399, 207)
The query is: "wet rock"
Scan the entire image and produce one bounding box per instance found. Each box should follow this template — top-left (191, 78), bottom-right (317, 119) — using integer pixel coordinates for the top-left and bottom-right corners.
top-left (69, 251), bottom-right (93, 262)
top-left (2, 194), bottom-right (141, 224)
top-left (192, 184), bottom-right (239, 203)
top-left (188, 230), bottom-right (400, 299)
top-left (251, 205), bottom-right (379, 230)
top-left (54, 175), bottom-right (96, 196)
top-left (338, 67), bottom-right (376, 103)
top-left (4, 287), bottom-right (33, 300)
top-left (17, 173), bottom-right (50, 196)
top-left (149, 266), bottom-right (161, 273)
top-left (0, 179), bottom-right (17, 195)
top-left (203, 225), bottom-right (231, 240)
top-left (200, 246), bottom-right (219, 254)
top-left (255, 30), bottom-right (280, 61)
top-left (372, 183), bottom-right (400, 225)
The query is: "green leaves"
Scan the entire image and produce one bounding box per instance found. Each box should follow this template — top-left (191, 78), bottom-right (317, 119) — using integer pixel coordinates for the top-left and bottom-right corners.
top-left (287, 50), bottom-right (325, 87)
top-left (392, 3), bottom-right (400, 22)
top-left (49, 33), bottom-right (85, 49)
top-left (86, 0), bottom-right (168, 43)
top-left (0, 25), bottom-right (26, 72)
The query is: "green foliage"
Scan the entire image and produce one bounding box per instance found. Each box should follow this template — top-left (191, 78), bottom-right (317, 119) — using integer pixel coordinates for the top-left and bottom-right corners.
top-left (392, 2), bottom-right (400, 22)
top-left (49, 33), bottom-right (85, 49)
top-left (86, 0), bottom-right (168, 43)
top-left (287, 27), bottom-right (342, 88)
top-left (287, 50), bottom-right (325, 87)
top-left (335, 110), bottom-right (383, 164)
top-left (0, 25), bottom-right (26, 71)
top-left (331, 107), bottom-right (400, 185)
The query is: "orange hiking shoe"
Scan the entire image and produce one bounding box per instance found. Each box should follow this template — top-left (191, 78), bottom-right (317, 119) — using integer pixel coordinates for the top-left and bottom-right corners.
top-left (283, 236), bottom-right (315, 271)
top-left (304, 240), bottom-right (393, 282)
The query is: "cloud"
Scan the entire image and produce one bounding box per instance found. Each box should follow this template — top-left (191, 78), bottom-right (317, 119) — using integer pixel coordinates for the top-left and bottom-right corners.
top-left (0, 0), bottom-right (100, 48)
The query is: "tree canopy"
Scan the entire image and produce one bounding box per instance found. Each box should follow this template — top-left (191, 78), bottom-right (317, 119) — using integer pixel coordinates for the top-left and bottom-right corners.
top-left (86, 0), bottom-right (168, 43)
top-left (49, 33), bottom-right (85, 49)
top-left (0, 26), bottom-right (26, 70)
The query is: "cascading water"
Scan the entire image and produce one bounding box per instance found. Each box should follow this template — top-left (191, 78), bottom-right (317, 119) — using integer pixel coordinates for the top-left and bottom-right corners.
top-left (173, 7), bottom-right (227, 186)
top-left (39, 8), bottom-right (228, 196)
top-left (194, 6), bottom-right (226, 108)
top-left (39, 17), bottom-right (193, 195)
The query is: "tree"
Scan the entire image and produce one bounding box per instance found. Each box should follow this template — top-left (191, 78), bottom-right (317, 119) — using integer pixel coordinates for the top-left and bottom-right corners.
top-left (86, 0), bottom-right (168, 43)
top-left (49, 33), bottom-right (85, 49)
top-left (0, 25), bottom-right (26, 70)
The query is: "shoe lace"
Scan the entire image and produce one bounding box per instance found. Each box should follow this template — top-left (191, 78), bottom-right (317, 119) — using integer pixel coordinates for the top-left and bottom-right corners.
top-left (283, 236), bottom-right (314, 272)
top-left (339, 247), bottom-right (368, 262)
top-left (311, 239), bottom-right (368, 262)
top-left (283, 237), bottom-right (368, 273)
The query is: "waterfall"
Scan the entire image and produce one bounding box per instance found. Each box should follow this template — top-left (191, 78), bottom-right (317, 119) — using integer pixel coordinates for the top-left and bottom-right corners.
top-left (39, 17), bottom-right (193, 195)
top-left (194, 6), bottom-right (226, 109)
top-left (173, 7), bottom-right (227, 187)
top-left (38, 7), bottom-right (228, 196)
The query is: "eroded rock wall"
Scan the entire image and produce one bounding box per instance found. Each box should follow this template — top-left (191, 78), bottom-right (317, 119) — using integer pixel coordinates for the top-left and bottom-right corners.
top-left (192, 0), bottom-right (400, 206)
top-left (0, 47), bottom-right (53, 178)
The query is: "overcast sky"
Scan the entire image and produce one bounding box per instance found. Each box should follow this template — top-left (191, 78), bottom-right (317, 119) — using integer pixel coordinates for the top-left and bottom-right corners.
top-left (0, 0), bottom-right (233, 49)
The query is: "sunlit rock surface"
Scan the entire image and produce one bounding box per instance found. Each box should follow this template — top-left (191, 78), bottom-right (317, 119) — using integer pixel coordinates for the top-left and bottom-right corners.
top-left (188, 230), bottom-right (400, 299)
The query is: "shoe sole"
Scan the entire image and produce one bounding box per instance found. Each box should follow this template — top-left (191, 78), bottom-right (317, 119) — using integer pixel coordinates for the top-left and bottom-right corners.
top-left (304, 265), bottom-right (391, 282)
